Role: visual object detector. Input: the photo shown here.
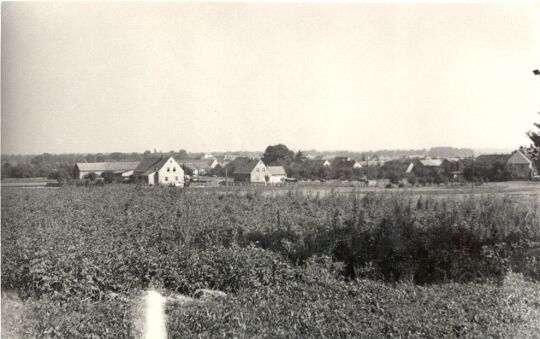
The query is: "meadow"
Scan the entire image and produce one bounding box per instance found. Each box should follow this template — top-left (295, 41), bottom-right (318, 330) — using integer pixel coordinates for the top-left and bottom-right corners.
top-left (2, 184), bottom-right (540, 337)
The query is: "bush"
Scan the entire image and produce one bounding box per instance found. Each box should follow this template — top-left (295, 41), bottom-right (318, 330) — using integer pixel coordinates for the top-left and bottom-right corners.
top-left (83, 172), bottom-right (98, 181)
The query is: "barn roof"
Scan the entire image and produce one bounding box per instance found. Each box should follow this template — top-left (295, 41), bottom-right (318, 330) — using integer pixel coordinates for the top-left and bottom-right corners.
top-left (267, 166), bottom-right (286, 176)
top-left (76, 162), bottom-right (139, 172)
top-left (181, 160), bottom-right (213, 171)
top-left (234, 159), bottom-right (263, 175)
top-left (226, 157), bottom-right (251, 169)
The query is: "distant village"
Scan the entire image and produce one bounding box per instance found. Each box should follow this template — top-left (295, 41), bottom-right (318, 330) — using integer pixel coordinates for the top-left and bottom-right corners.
top-left (2, 145), bottom-right (538, 187)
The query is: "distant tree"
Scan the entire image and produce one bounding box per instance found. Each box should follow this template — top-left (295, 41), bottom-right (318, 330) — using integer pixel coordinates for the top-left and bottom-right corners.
top-left (85, 154), bottom-right (97, 163)
top-left (190, 152), bottom-right (204, 160)
top-left (30, 154), bottom-right (44, 165)
top-left (208, 164), bottom-right (226, 177)
top-left (177, 149), bottom-right (188, 159)
top-left (1, 163), bottom-right (11, 179)
top-left (262, 144), bottom-right (295, 166)
top-left (96, 153), bottom-right (105, 162)
top-left (101, 171), bottom-right (117, 184)
top-left (181, 164), bottom-right (194, 176)
top-left (295, 150), bottom-right (307, 163)
top-left (379, 160), bottom-right (407, 184)
top-left (526, 113), bottom-right (540, 161)
top-left (109, 152), bottom-right (123, 161)
top-left (9, 165), bottom-right (34, 178)
top-left (48, 165), bottom-right (73, 184)
top-left (407, 173), bottom-right (417, 186)
top-left (83, 172), bottom-right (98, 181)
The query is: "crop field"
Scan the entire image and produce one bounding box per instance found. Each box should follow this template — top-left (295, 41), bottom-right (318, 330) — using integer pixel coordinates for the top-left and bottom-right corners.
top-left (2, 184), bottom-right (540, 337)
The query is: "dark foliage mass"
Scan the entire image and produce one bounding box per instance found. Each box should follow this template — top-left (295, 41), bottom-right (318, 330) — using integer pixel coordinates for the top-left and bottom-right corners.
top-left (2, 186), bottom-right (539, 336)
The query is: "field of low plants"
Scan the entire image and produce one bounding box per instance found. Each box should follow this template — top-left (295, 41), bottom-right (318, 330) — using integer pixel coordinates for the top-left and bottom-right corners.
top-left (2, 185), bottom-right (540, 337)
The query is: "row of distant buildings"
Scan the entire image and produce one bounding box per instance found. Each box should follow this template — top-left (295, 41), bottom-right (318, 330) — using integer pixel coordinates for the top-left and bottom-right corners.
top-left (404, 150), bottom-right (538, 180)
top-left (73, 149), bottom-right (539, 185)
top-left (73, 156), bottom-right (288, 186)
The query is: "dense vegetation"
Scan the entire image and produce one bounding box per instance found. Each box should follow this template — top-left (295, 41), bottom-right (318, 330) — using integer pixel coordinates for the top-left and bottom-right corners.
top-left (2, 186), bottom-right (539, 337)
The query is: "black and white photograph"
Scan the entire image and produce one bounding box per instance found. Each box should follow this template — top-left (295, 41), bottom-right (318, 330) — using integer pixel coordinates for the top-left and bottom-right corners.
top-left (1, 1), bottom-right (540, 337)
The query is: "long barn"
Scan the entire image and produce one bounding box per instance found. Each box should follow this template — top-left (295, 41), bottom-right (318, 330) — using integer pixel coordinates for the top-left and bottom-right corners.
top-left (73, 162), bottom-right (139, 179)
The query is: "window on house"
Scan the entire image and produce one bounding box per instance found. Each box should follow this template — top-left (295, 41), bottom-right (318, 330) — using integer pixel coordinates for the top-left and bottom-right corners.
top-left (173, 167), bottom-right (176, 172)
top-left (165, 176), bottom-right (168, 181)
top-left (175, 176), bottom-right (178, 181)
top-left (167, 168), bottom-right (170, 172)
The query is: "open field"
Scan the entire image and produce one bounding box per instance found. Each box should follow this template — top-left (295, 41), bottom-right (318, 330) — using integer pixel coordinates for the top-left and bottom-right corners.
top-left (188, 181), bottom-right (540, 205)
top-left (0, 178), bottom-right (59, 188)
top-left (2, 183), bottom-right (540, 337)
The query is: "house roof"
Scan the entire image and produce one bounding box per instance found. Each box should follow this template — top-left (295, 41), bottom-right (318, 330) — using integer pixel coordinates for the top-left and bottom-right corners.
top-left (267, 166), bottom-right (286, 176)
top-left (182, 163), bottom-right (198, 172)
top-left (76, 162), bottom-right (139, 172)
top-left (405, 163), bottom-right (414, 173)
top-left (507, 150), bottom-right (533, 165)
top-left (476, 154), bottom-right (510, 164)
top-left (234, 159), bottom-right (263, 175)
top-left (419, 159), bottom-right (443, 167)
top-left (134, 156), bottom-right (172, 175)
top-left (181, 160), bottom-right (212, 171)
top-left (226, 157), bottom-right (252, 169)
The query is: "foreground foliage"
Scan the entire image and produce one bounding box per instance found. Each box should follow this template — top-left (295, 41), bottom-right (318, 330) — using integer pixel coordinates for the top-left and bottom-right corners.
top-left (2, 185), bottom-right (539, 337)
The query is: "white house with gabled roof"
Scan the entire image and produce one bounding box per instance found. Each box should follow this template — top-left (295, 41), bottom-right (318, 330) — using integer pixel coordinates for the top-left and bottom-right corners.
top-left (133, 156), bottom-right (184, 186)
top-left (232, 159), bottom-right (268, 183)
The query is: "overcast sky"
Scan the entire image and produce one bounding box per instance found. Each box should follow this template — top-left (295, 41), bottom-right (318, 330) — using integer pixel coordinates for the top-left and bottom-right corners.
top-left (2, 2), bottom-right (540, 154)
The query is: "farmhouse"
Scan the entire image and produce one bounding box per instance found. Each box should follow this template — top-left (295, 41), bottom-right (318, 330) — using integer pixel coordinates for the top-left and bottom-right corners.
top-left (267, 166), bottom-right (287, 184)
top-left (133, 156), bottom-right (184, 186)
top-left (506, 150), bottom-right (538, 179)
top-left (73, 162), bottom-right (139, 180)
top-left (232, 159), bottom-right (268, 184)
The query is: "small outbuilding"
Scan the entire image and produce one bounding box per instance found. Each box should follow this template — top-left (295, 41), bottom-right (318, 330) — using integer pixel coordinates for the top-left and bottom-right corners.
top-left (267, 166), bottom-right (287, 184)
